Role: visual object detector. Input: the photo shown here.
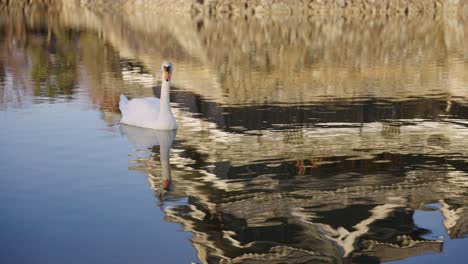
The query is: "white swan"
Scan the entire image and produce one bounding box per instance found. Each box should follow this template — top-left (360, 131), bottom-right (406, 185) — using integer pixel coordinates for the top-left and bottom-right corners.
top-left (119, 61), bottom-right (178, 130)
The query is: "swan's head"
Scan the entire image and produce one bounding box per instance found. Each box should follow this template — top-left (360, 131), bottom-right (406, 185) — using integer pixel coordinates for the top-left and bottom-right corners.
top-left (162, 61), bottom-right (173, 82)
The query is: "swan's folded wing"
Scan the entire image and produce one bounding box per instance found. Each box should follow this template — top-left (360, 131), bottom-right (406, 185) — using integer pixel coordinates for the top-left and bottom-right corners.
top-left (143, 97), bottom-right (161, 105)
top-left (120, 97), bottom-right (162, 127)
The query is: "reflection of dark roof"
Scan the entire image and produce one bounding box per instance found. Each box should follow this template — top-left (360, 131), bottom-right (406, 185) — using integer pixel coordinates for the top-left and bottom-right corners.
top-left (451, 218), bottom-right (468, 239)
top-left (163, 193), bottom-right (444, 264)
top-left (164, 87), bottom-right (468, 133)
top-left (357, 208), bottom-right (444, 262)
top-left (447, 206), bottom-right (468, 239)
top-left (356, 240), bottom-right (443, 263)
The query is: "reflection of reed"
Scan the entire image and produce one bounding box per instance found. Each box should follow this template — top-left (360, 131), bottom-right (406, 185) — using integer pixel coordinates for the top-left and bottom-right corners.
top-left (0, 6), bottom-right (80, 107)
top-left (188, 13), bottom-right (468, 104)
top-left (3, 2), bottom-right (468, 107)
top-left (0, 45), bottom-right (33, 109)
top-left (33, 3), bottom-right (468, 105)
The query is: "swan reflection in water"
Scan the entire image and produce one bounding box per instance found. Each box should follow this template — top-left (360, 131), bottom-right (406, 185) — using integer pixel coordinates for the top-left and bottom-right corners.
top-left (120, 124), bottom-right (177, 198)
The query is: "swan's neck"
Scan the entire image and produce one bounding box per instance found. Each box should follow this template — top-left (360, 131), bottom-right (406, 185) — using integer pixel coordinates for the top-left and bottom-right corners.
top-left (158, 130), bottom-right (176, 184)
top-left (160, 136), bottom-right (171, 183)
top-left (159, 81), bottom-right (173, 118)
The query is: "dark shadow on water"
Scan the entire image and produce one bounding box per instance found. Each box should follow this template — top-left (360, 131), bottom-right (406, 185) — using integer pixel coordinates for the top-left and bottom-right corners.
top-left (162, 86), bottom-right (468, 133)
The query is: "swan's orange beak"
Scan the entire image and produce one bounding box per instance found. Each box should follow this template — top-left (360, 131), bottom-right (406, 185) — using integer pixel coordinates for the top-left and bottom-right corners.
top-left (164, 71), bottom-right (171, 82)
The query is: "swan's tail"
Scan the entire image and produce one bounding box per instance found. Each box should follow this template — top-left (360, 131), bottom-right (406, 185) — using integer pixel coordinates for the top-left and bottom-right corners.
top-left (119, 94), bottom-right (129, 113)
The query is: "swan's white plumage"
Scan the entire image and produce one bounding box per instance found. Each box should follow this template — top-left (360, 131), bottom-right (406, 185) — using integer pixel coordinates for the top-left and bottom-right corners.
top-left (120, 97), bottom-right (160, 127)
top-left (119, 61), bottom-right (178, 130)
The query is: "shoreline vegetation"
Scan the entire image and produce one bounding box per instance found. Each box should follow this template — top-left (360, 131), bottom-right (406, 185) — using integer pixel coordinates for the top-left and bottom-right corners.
top-left (1, 0), bottom-right (467, 16)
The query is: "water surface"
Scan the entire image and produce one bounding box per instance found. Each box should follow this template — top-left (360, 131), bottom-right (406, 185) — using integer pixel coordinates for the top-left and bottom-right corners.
top-left (1, 3), bottom-right (467, 264)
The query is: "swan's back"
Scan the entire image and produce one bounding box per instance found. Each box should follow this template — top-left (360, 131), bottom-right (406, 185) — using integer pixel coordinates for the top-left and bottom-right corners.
top-left (120, 97), bottom-right (161, 128)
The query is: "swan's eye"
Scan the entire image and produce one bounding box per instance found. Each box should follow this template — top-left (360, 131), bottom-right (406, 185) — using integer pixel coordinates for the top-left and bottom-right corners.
top-left (163, 66), bottom-right (171, 72)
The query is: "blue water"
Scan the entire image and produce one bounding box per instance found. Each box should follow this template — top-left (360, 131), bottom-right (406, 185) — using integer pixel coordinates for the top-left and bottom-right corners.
top-left (0, 103), bottom-right (198, 263)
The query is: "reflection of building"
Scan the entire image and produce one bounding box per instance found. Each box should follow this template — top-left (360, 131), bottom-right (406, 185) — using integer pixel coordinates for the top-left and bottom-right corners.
top-left (3, 1), bottom-right (468, 108)
top-left (131, 91), bottom-right (467, 263)
top-left (139, 137), bottom-right (467, 263)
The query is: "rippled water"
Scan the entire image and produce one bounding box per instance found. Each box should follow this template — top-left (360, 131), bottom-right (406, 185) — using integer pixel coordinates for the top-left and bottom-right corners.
top-left (1, 3), bottom-right (468, 264)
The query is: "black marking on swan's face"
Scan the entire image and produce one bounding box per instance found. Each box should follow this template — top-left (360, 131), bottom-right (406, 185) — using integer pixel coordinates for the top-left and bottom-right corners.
top-left (163, 65), bottom-right (172, 73)
top-left (162, 61), bottom-right (173, 82)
